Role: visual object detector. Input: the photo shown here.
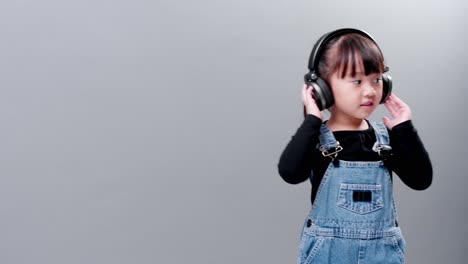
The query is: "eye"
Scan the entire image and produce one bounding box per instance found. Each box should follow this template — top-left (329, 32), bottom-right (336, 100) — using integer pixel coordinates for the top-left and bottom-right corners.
top-left (373, 78), bottom-right (382, 83)
top-left (352, 80), bottom-right (362, 85)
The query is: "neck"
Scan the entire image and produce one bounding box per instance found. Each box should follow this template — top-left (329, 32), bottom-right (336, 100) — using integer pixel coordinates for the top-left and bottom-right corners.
top-left (327, 115), bottom-right (368, 131)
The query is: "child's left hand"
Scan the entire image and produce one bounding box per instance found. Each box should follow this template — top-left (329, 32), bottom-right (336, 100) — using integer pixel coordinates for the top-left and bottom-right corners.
top-left (382, 93), bottom-right (412, 130)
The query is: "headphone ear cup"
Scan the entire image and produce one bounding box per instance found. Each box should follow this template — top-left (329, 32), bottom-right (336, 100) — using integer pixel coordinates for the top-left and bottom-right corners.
top-left (314, 77), bottom-right (334, 110)
top-left (304, 73), bottom-right (333, 111)
top-left (380, 74), bottom-right (392, 104)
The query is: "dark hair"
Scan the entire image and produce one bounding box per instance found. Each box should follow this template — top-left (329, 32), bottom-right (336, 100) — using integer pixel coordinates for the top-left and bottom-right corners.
top-left (318, 33), bottom-right (385, 80)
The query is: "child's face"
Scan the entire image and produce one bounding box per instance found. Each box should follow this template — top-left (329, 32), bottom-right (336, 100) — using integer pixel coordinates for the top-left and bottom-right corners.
top-left (329, 57), bottom-right (383, 121)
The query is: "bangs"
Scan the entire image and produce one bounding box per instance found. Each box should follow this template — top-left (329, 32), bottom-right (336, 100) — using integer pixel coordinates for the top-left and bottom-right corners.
top-left (329, 34), bottom-right (385, 78)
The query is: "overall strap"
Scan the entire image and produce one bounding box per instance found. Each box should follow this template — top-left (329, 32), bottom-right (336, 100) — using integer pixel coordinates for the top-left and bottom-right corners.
top-left (370, 121), bottom-right (398, 227)
top-left (370, 121), bottom-right (393, 160)
top-left (318, 123), bottom-right (342, 160)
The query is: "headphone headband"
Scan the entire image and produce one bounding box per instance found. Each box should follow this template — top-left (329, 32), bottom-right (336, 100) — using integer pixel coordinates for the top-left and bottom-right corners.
top-left (307, 28), bottom-right (377, 74)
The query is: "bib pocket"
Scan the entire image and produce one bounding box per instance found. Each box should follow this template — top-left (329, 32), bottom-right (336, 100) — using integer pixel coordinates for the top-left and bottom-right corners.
top-left (337, 183), bottom-right (384, 214)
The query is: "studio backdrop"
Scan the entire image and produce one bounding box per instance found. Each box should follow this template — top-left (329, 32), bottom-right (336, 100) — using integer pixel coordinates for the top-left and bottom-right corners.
top-left (0, 0), bottom-right (466, 263)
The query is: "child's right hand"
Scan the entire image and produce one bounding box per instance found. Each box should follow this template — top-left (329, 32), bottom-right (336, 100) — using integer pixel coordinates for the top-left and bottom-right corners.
top-left (302, 84), bottom-right (322, 120)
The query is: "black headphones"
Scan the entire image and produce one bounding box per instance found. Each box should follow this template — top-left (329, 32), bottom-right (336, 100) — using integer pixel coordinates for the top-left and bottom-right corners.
top-left (304, 28), bottom-right (392, 110)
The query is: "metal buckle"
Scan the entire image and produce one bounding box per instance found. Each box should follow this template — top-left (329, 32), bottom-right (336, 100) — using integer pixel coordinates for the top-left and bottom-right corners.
top-left (320, 142), bottom-right (343, 160)
top-left (375, 144), bottom-right (393, 160)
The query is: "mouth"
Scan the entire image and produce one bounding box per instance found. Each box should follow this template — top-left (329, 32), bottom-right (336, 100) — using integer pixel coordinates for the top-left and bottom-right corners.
top-left (360, 102), bottom-right (374, 107)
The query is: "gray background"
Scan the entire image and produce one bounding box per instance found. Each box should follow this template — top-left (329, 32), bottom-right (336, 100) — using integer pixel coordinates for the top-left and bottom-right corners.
top-left (1, 0), bottom-right (466, 263)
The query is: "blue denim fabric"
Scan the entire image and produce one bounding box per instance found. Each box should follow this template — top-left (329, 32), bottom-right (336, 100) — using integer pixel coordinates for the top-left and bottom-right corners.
top-left (297, 122), bottom-right (406, 264)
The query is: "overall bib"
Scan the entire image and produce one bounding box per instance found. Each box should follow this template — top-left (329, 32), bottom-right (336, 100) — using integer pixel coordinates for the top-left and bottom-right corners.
top-left (297, 122), bottom-right (406, 264)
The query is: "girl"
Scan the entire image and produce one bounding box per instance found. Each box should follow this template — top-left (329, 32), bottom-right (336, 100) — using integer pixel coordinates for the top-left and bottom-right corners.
top-left (278, 28), bottom-right (432, 264)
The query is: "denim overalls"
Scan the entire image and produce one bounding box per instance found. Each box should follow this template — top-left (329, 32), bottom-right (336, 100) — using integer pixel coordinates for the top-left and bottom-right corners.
top-left (297, 122), bottom-right (406, 264)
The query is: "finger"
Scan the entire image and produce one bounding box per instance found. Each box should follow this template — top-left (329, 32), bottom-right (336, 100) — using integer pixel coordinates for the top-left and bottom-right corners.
top-left (382, 116), bottom-right (393, 129)
top-left (307, 85), bottom-right (314, 97)
top-left (391, 94), bottom-right (408, 108)
top-left (302, 84), bottom-right (308, 102)
top-left (387, 105), bottom-right (398, 119)
top-left (308, 85), bottom-right (317, 101)
top-left (385, 95), bottom-right (400, 109)
top-left (385, 93), bottom-right (397, 105)
top-left (384, 97), bottom-right (397, 112)
top-left (382, 116), bottom-right (390, 126)
top-left (305, 85), bottom-right (314, 102)
top-left (384, 98), bottom-right (398, 118)
top-left (303, 85), bottom-right (315, 107)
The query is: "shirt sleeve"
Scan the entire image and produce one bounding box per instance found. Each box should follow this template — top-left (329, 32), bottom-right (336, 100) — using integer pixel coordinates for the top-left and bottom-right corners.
top-left (277, 115), bottom-right (322, 184)
top-left (388, 120), bottom-right (433, 190)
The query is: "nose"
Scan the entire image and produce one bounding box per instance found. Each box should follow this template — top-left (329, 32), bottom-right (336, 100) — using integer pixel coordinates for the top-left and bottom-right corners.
top-left (363, 84), bottom-right (377, 97)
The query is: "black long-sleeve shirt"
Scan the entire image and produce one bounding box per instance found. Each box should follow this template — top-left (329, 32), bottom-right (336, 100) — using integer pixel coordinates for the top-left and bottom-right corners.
top-left (278, 115), bottom-right (433, 205)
